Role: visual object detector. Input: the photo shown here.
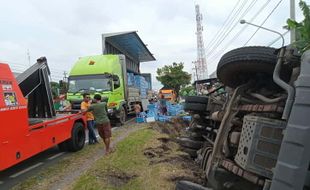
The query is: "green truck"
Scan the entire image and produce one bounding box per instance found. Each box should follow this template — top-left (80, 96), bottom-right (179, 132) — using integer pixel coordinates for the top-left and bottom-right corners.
top-left (67, 54), bottom-right (145, 125)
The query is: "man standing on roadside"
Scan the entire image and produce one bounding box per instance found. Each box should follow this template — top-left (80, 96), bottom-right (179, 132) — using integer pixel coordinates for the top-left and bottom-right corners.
top-left (81, 93), bottom-right (98, 144)
top-left (88, 94), bottom-right (112, 154)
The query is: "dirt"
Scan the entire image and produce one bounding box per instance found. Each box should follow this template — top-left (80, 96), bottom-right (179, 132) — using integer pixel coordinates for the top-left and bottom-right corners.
top-left (94, 168), bottom-right (138, 189)
top-left (105, 172), bottom-right (137, 188)
top-left (144, 120), bottom-right (206, 186)
top-left (150, 118), bottom-right (189, 137)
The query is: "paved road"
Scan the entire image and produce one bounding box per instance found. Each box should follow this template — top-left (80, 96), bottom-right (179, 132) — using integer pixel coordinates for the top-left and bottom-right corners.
top-left (0, 116), bottom-right (135, 189)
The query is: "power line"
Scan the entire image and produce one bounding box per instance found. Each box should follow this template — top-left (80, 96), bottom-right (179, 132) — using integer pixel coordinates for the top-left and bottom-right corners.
top-left (206, 0), bottom-right (258, 58)
top-left (208, 0), bottom-right (273, 62)
top-left (206, 0), bottom-right (250, 56)
top-left (205, 0), bottom-right (242, 50)
top-left (243, 0), bottom-right (284, 46)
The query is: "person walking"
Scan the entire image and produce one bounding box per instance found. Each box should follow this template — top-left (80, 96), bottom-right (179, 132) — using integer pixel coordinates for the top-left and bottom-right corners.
top-left (159, 93), bottom-right (167, 115)
top-left (88, 94), bottom-right (112, 154)
top-left (81, 93), bottom-right (98, 144)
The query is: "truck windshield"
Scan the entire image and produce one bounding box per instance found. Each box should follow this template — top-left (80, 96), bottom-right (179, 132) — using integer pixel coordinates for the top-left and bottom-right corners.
top-left (163, 93), bottom-right (172, 98)
top-left (68, 76), bottom-right (112, 93)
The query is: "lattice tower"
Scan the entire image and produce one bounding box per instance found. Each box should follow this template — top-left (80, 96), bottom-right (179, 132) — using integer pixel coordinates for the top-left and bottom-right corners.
top-left (195, 4), bottom-right (208, 80)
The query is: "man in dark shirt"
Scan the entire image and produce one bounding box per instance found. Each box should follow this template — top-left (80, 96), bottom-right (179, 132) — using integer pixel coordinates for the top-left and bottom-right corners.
top-left (88, 94), bottom-right (112, 154)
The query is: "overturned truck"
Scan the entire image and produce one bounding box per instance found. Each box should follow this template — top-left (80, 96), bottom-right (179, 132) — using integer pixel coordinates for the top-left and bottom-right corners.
top-left (182, 46), bottom-right (310, 190)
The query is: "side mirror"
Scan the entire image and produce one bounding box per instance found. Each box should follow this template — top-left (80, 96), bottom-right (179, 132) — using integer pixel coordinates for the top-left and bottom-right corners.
top-left (112, 75), bottom-right (120, 89)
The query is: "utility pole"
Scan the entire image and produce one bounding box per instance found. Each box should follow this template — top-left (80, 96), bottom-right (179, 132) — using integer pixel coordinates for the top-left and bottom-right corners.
top-left (290, 0), bottom-right (296, 43)
top-left (63, 71), bottom-right (68, 82)
top-left (194, 64), bottom-right (198, 81)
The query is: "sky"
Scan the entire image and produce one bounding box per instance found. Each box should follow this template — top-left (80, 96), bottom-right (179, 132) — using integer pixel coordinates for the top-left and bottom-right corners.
top-left (0, 0), bottom-right (308, 90)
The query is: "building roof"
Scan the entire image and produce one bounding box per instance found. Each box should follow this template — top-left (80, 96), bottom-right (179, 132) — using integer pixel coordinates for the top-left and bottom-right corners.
top-left (102, 31), bottom-right (156, 62)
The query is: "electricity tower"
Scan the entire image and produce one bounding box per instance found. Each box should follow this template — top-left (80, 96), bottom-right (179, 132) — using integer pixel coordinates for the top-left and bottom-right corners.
top-left (194, 4), bottom-right (208, 80)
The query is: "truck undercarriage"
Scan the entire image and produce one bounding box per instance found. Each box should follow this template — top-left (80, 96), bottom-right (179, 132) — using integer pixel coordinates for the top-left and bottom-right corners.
top-left (182, 46), bottom-right (310, 190)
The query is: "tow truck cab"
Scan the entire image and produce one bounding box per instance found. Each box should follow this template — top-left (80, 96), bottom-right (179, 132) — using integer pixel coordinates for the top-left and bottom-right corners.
top-left (0, 57), bottom-right (86, 171)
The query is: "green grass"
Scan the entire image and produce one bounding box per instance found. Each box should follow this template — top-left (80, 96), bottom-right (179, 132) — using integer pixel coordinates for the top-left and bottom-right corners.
top-left (71, 128), bottom-right (155, 190)
top-left (70, 126), bottom-right (194, 190)
top-left (11, 125), bottom-right (135, 190)
top-left (12, 123), bottom-right (196, 190)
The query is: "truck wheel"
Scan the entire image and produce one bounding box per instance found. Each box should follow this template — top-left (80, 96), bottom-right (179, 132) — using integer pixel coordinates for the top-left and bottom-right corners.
top-left (202, 147), bottom-right (213, 172)
top-left (189, 132), bottom-right (204, 141)
top-left (182, 147), bottom-right (198, 158)
top-left (67, 122), bottom-right (85, 152)
top-left (185, 96), bottom-right (209, 104)
top-left (118, 106), bottom-right (127, 126)
top-left (176, 180), bottom-right (211, 190)
top-left (184, 103), bottom-right (207, 112)
top-left (217, 46), bottom-right (291, 88)
top-left (178, 137), bottom-right (203, 150)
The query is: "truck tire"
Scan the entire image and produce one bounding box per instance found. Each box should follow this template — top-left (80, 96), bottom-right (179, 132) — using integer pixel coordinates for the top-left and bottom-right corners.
top-left (178, 137), bottom-right (203, 150)
top-left (118, 106), bottom-right (127, 126)
top-left (217, 46), bottom-right (287, 88)
top-left (67, 122), bottom-right (85, 152)
top-left (189, 132), bottom-right (204, 141)
top-left (202, 147), bottom-right (213, 172)
top-left (182, 147), bottom-right (198, 158)
top-left (189, 127), bottom-right (208, 135)
top-left (185, 96), bottom-right (209, 104)
top-left (184, 103), bottom-right (207, 112)
top-left (176, 180), bottom-right (211, 190)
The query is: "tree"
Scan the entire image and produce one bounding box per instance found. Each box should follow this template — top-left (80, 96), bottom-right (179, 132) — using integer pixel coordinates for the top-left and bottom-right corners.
top-left (50, 81), bottom-right (60, 98)
top-left (287, 0), bottom-right (310, 53)
top-left (50, 80), bottom-right (68, 98)
top-left (180, 85), bottom-right (196, 97)
top-left (156, 62), bottom-right (191, 98)
top-left (59, 80), bottom-right (68, 94)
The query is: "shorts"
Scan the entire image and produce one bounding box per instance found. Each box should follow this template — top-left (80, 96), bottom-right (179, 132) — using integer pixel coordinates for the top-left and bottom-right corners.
top-left (96, 122), bottom-right (112, 139)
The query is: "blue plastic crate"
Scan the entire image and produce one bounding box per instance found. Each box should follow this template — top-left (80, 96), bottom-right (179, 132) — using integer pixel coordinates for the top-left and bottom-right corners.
top-left (148, 104), bottom-right (156, 110)
top-left (136, 117), bottom-right (145, 123)
top-left (157, 116), bottom-right (166, 122)
top-left (182, 116), bottom-right (192, 121)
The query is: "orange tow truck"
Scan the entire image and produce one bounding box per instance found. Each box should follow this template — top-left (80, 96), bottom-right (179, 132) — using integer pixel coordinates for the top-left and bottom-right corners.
top-left (0, 57), bottom-right (86, 171)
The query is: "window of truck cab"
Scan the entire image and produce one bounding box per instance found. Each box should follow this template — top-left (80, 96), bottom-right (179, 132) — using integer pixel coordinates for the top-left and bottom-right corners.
top-left (68, 75), bottom-right (112, 93)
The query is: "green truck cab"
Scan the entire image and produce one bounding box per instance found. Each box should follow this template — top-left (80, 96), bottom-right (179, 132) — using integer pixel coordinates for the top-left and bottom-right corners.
top-left (67, 54), bottom-right (140, 124)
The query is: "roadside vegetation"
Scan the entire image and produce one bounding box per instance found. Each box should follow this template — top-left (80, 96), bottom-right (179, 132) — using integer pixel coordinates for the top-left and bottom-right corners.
top-left (70, 125), bottom-right (203, 190)
top-left (11, 125), bottom-right (139, 190)
top-left (12, 122), bottom-right (203, 190)
top-left (287, 0), bottom-right (310, 53)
